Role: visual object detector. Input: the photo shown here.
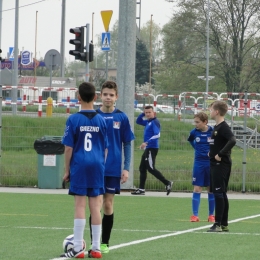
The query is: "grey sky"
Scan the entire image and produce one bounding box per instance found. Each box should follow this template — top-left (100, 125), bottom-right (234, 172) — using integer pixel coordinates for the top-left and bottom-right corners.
top-left (1, 0), bottom-right (175, 61)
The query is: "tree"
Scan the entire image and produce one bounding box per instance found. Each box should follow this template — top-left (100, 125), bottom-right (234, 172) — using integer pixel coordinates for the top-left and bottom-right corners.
top-left (162, 0), bottom-right (260, 93)
top-left (135, 40), bottom-right (154, 86)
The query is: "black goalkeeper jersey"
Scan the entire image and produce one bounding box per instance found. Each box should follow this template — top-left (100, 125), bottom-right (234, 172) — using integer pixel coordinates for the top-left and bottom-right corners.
top-left (209, 121), bottom-right (236, 163)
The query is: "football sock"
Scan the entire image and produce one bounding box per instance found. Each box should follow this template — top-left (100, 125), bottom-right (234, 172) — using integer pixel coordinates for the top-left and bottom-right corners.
top-left (92, 224), bottom-right (101, 251)
top-left (192, 192), bottom-right (201, 216)
top-left (221, 192), bottom-right (229, 226)
top-left (102, 213), bottom-right (114, 245)
top-left (208, 193), bottom-right (215, 216)
top-left (74, 218), bottom-right (86, 252)
top-left (214, 193), bottom-right (224, 226)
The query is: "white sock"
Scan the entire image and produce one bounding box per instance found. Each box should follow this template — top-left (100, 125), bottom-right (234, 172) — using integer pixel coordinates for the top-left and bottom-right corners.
top-left (91, 224), bottom-right (101, 251)
top-left (74, 219), bottom-right (86, 252)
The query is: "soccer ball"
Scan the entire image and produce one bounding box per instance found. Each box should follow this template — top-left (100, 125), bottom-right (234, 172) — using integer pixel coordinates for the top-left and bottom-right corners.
top-left (62, 234), bottom-right (86, 253)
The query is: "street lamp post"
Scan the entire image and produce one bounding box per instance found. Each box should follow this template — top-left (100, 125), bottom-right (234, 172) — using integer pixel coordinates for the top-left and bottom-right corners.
top-left (198, 0), bottom-right (211, 110)
top-left (197, 75), bottom-right (215, 109)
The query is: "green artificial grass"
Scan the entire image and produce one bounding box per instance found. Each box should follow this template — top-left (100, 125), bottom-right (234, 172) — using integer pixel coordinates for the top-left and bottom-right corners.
top-left (0, 192), bottom-right (259, 260)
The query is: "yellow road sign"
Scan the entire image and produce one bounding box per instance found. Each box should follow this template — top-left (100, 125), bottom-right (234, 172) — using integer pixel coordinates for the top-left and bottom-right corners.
top-left (101, 10), bottom-right (113, 32)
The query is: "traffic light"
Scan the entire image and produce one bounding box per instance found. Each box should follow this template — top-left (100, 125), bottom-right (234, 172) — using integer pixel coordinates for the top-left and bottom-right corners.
top-left (69, 27), bottom-right (86, 61)
top-left (89, 42), bottom-right (94, 62)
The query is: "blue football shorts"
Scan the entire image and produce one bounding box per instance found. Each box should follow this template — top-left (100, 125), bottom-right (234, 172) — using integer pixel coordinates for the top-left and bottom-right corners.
top-left (192, 161), bottom-right (210, 187)
top-left (104, 176), bottom-right (121, 194)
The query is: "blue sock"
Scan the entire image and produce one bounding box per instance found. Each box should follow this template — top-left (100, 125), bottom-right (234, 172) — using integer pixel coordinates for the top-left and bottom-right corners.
top-left (192, 192), bottom-right (201, 216)
top-left (208, 193), bottom-right (215, 216)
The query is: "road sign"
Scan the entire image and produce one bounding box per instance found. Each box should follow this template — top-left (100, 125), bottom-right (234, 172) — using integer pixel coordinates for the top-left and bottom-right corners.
top-left (101, 32), bottom-right (111, 51)
top-left (9, 47), bottom-right (14, 61)
top-left (44, 49), bottom-right (61, 71)
top-left (101, 10), bottom-right (113, 32)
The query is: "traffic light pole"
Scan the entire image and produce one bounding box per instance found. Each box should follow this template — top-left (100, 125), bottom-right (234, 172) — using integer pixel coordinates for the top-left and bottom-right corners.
top-left (85, 23), bottom-right (90, 82)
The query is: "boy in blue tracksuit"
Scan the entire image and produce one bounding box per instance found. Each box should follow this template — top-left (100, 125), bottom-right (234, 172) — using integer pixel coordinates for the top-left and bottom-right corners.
top-left (131, 105), bottom-right (173, 195)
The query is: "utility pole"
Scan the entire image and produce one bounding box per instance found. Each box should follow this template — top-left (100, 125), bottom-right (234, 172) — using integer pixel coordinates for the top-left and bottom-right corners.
top-left (205, 0), bottom-right (210, 104)
top-left (117, 0), bottom-right (136, 189)
top-left (60, 0), bottom-right (66, 77)
top-left (12, 0), bottom-right (19, 115)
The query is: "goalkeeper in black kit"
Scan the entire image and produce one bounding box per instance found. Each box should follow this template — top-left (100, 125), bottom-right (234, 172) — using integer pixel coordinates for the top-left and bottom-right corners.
top-left (207, 100), bottom-right (236, 232)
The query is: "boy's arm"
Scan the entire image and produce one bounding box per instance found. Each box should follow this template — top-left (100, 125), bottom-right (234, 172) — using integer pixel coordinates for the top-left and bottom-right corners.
top-left (217, 124), bottom-right (236, 158)
top-left (189, 141), bottom-right (196, 149)
top-left (136, 113), bottom-right (147, 126)
top-left (121, 142), bottom-right (131, 183)
top-left (64, 145), bottom-right (73, 182)
top-left (218, 136), bottom-right (236, 157)
top-left (187, 130), bottom-right (195, 149)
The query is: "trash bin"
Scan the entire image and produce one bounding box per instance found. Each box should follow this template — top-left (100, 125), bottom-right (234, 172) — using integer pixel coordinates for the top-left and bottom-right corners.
top-left (34, 136), bottom-right (65, 189)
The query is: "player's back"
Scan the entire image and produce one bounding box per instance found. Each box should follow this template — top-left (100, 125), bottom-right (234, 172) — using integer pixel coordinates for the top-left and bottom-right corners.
top-left (62, 111), bottom-right (108, 187)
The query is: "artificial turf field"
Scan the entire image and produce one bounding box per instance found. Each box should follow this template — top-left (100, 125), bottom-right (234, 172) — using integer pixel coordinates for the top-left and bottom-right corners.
top-left (0, 190), bottom-right (259, 260)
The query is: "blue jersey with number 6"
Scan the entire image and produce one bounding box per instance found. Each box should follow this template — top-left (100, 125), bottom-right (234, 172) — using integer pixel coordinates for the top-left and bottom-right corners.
top-left (62, 110), bottom-right (108, 190)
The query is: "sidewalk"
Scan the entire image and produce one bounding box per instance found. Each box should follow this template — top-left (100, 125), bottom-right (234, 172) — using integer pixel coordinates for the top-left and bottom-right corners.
top-left (0, 187), bottom-right (259, 200)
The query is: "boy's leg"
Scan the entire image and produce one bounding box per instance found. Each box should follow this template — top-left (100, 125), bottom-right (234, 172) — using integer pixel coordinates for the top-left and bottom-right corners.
top-left (191, 187), bottom-right (201, 217)
top-left (191, 164), bottom-right (203, 221)
top-left (139, 151), bottom-right (147, 189)
top-left (221, 192), bottom-right (229, 226)
top-left (88, 195), bottom-right (103, 252)
top-left (221, 164), bottom-right (231, 227)
top-left (60, 195), bottom-right (86, 258)
top-left (207, 163), bottom-right (225, 232)
top-left (102, 193), bottom-right (115, 251)
top-left (208, 192), bottom-right (215, 216)
top-left (74, 195), bottom-right (86, 252)
top-left (145, 148), bottom-right (170, 185)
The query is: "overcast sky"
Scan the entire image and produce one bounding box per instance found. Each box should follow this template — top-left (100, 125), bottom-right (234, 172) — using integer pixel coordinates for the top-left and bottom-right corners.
top-left (1, 0), bottom-right (175, 62)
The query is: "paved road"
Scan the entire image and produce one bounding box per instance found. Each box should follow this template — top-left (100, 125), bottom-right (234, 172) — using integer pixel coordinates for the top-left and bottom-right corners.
top-left (0, 187), bottom-right (259, 200)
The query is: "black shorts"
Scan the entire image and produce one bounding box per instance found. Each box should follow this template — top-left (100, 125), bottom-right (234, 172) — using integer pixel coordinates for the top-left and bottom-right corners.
top-left (210, 161), bottom-right (231, 193)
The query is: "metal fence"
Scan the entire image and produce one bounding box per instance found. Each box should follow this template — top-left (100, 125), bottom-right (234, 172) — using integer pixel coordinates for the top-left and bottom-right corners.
top-left (1, 91), bottom-right (260, 193)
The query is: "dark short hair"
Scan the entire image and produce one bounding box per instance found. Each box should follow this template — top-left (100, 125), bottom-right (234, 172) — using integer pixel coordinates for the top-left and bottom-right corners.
top-left (101, 80), bottom-right (118, 95)
top-left (194, 112), bottom-right (208, 122)
top-left (144, 105), bottom-right (154, 110)
top-left (211, 100), bottom-right (228, 116)
top-left (78, 82), bottom-right (96, 103)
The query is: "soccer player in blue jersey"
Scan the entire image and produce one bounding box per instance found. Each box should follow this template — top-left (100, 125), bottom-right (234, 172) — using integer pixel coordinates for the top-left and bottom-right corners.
top-left (60, 82), bottom-right (108, 259)
top-left (131, 105), bottom-right (173, 195)
top-left (89, 80), bottom-right (135, 254)
top-left (188, 112), bottom-right (215, 223)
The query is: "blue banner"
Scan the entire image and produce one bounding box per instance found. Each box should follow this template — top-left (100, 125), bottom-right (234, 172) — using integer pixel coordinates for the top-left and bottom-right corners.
top-left (1, 59), bottom-right (45, 70)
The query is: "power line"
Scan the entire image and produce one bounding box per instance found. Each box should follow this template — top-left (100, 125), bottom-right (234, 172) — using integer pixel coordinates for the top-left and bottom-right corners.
top-left (2, 0), bottom-right (46, 12)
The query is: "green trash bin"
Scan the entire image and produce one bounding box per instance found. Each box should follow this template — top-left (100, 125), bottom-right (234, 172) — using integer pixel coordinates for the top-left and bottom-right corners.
top-left (34, 136), bottom-right (65, 189)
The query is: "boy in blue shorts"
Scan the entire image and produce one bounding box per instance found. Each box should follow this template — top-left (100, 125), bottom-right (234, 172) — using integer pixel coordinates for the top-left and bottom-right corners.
top-left (188, 112), bottom-right (215, 222)
top-left (60, 82), bottom-right (108, 259)
top-left (89, 80), bottom-right (135, 253)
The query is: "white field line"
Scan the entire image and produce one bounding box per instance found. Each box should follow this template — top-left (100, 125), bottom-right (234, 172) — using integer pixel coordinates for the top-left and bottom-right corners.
top-left (46, 213), bottom-right (260, 259)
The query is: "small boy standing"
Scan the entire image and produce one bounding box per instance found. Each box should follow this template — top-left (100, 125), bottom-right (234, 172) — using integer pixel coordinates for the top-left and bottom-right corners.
top-left (207, 101), bottom-right (236, 232)
top-left (60, 82), bottom-right (108, 258)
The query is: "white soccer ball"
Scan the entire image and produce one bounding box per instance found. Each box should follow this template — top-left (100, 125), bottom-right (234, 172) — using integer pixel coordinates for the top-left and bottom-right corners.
top-left (62, 234), bottom-right (86, 253)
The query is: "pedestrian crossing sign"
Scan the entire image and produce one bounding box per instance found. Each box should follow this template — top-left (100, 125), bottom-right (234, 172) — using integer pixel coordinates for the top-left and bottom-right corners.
top-left (101, 32), bottom-right (110, 51)
top-left (9, 47), bottom-right (14, 61)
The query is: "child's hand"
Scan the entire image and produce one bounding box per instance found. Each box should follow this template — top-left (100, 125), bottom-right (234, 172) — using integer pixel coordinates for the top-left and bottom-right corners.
top-left (215, 154), bottom-right (221, 161)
